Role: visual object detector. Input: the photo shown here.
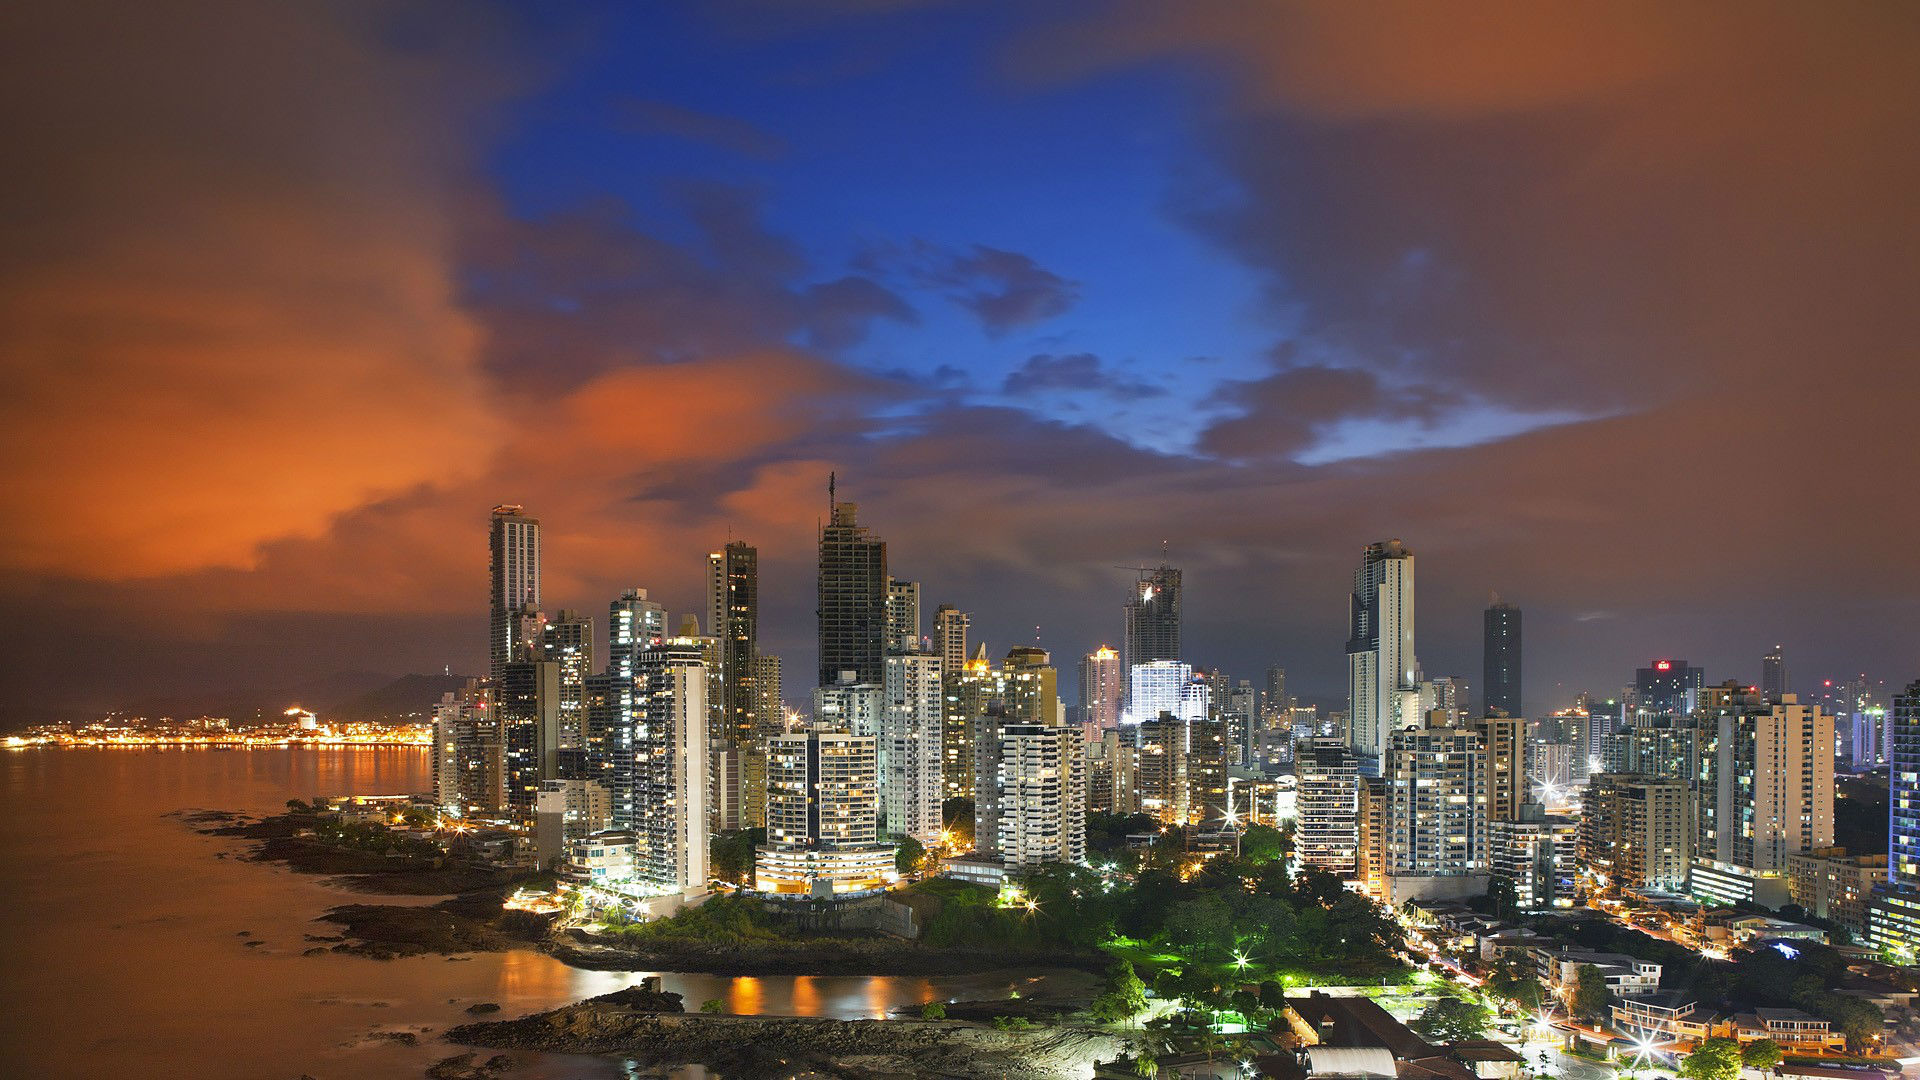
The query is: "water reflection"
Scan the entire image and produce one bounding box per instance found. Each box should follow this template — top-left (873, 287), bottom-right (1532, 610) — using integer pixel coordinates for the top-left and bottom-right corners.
top-left (0, 748), bottom-right (1092, 1080)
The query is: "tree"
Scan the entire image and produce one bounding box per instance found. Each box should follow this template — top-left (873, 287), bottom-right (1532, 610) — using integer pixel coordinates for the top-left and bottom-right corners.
top-left (1487, 874), bottom-right (1519, 920)
top-left (709, 829), bottom-right (762, 886)
top-left (699, 998), bottom-right (724, 1014)
top-left (895, 835), bottom-right (926, 875)
top-left (1741, 1039), bottom-right (1782, 1070)
top-left (1571, 964), bottom-right (1611, 1022)
top-left (285, 798), bottom-right (310, 813)
top-left (1487, 952), bottom-right (1546, 1012)
top-left (1410, 997), bottom-right (1492, 1043)
top-left (1240, 824), bottom-right (1287, 864)
top-left (1090, 960), bottom-right (1149, 1023)
top-left (1678, 1037), bottom-right (1741, 1080)
top-left (920, 1002), bottom-right (947, 1020)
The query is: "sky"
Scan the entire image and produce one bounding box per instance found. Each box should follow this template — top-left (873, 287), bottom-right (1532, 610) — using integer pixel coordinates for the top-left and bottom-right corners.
top-left (3, 1), bottom-right (1918, 720)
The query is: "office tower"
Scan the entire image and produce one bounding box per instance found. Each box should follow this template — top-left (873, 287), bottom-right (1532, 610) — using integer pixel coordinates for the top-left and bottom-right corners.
top-left (499, 658), bottom-right (561, 820)
top-left (1346, 539), bottom-right (1417, 769)
top-left (1299, 739), bottom-right (1359, 876)
top-left (633, 638), bottom-right (711, 896)
top-left (881, 650), bottom-right (943, 843)
top-left (1489, 807), bottom-right (1578, 909)
top-left (1381, 711), bottom-right (1487, 901)
top-left (1473, 713), bottom-right (1525, 823)
top-left (1693, 692), bottom-right (1835, 906)
top-left (977, 721), bottom-right (1084, 867)
top-left (814, 672), bottom-right (882, 737)
top-left (756, 730), bottom-right (894, 896)
top-left (607, 588), bottom-right (667, 680)
top-left (433, 680), bottom-right (500, 816)
top-left (1085, 728), bottom-right (1139, 815)
top-left (1123, 563), bottom-right (1182, 688)
top-left (1762, 645), bottom-right (1789, 701)
top-left (1126, 659), bottom-right (1195, 725)
top-left (1483, 596), bottom-right (1522, 718)
top-left (1580, 774), bottom-right (1692, 893)
top-left (489, 505), bottom-right (541, 678)
top-left (1264, 667), bottom-right (1289, 717)
top-left (1598, 716), bottom-right (1701, 780)
top-left (1226, 680), bottom-right (1258, 766)
top-left (818, 500), bottom-right (888, 687)
top-left (1079, 646), bottom-right (1123, 731)
top-left (706, 541), bottom-right (759, 749)
top-left (538, 610), bottom-right (594, 751)
top-left (886, 578), bottom-right (921, 652)
top-left (1635, 659), bottom-right (1705, 717)
top-left (932, 604), bottom-right (969, 673)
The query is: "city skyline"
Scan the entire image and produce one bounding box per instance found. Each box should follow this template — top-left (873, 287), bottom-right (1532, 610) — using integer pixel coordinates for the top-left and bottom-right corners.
top-left (5, 4), bottom-right (1918, 720)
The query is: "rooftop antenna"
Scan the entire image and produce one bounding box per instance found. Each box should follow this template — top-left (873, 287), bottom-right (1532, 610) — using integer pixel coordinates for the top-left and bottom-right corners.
top-left (828, 470), bottom-right (836, 510)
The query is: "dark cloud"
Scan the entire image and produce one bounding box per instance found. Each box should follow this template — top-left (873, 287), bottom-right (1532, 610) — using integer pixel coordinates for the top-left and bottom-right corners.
top-left (614, 97), bottom-right (789, 159)
top-left (1201, 361), bottom-right (1458, 462)
top-left (858, 240), bottom-right (1079, 334)
top-left (1002, 353), bottom-right (1164, 399)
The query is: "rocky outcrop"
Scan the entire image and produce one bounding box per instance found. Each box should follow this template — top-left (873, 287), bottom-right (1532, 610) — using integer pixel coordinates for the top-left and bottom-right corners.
top-left (444, 993), bottom-right (1134, 1080)
top-left (550, 932), bottom-right (1105, 976)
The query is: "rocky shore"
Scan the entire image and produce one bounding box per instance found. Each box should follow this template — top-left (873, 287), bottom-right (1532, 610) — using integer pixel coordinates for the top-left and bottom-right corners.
top-left (445, 988), bottom-right (1135, 1079)
top-left (187, 810), bottom-right (525, 895)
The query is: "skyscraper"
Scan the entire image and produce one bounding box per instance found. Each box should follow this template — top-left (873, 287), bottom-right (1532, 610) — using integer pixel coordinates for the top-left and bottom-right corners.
top-left (755, 730), bottom-right (895, 897)
top-left (633, 638), bottom-right (710, 897)
top-left (1581, 773), bottom-right (1692, 893)
top-left (818, 500), bottom-right (888, 687)
top-left (1297, 738), bottom-right (1359, 877)
top-left (1125, 659), bottom-right (1196, 726)
top-left (707, 542), bottom-right (759, 747)
top-left (881, 649), bottom-right (943, 843)
top-left (1381, 711), bottom-right (1487, 901)
top-left (1483, 596), bottom-right (1522, 718)
top-left (932, 605), bottom-right (969, 672)
top-left (489, 505), bottom-right (541, 678)
top-left (1763, 645), bottom-right (1789, 701)
top-left (1123, 563), bottom-right (1181, 694)
top-left (607, 588), bottom-right (666, 681)
top-left (886, 578), bottom-right (921, 652)
top-left (977, 722), bottom-right (1084, 867)
top-left (1635, 659), bottom-right (1705, 717)
top-left (499, 657), bottom-right (560, 820)
top-left (1079, 646), bottom-right (1122, 731)
top-left (1889, 681), bottom-right (1920, 887)
top-left (538, 610), bottom-right (593, 751)
top-left (1694, 692), bottom-right (1835, 906)
top-left (1346, 539), bottom-right (1416, 768)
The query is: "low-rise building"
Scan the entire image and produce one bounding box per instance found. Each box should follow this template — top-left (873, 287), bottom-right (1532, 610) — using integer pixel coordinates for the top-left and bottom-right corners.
top-left (1788, 847), bottom-right (1886, 938)
top-left (1533, 947), bottom-right (1662, 997)
top-left (1730, 1008), bottom-right (1847, 1054)
top-left (566, 830), bottom-right (637, 886)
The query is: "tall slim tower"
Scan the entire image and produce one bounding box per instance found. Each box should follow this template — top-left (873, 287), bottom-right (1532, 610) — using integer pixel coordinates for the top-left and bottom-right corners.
top-left (1483, 595), bottom-right (1522, 718)
top-left (886, 578), bottom-right (921, 652)
top-left (1079, 646), bottom-right (1122, 730)
top-left (607, 588), bottom-right (666, 681)
top-left (1123, 564), bottom-right (1182, 691)
top-left (818, 499), bottom-right (888, 687)
top-left (634, 638), bottom-right (710, 897)
top-left (881, 650), bottom-right (944, 843)
top-left (489, 505), bottom-right (541, 678)
top-left (538, 610), bottom-right (594, 752)
top-left (1347, 539), bottom-right (1416, 767)
top-left (1762, 645), bottom-right (1789, 701)
top-left (932, 605), bottom-right (969, 673)
top-left (707, 542), bottom-right (760, 752)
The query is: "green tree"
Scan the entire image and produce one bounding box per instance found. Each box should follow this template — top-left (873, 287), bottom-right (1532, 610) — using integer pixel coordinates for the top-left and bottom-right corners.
top-left (1089, 960), bottom-right (1149, 1023)
top-left (1240, 824), bottom-right (1287, 864)
top-left (1571, 964), bottom-right (1611, 1022)
top-left (1678, 1037), bottom-right (1741, 1080)
top-left (709, 829), bottom-right (762, 886)
top-left (1819, 994), bottom-right (1884, 1052)
top-left (1740, 1039), bottom-right (1782, 1070)
top-left (895, 834), bottom-right (926, 875)
top-left (1487, 874), bottom-right (1519, 920)
top-left (699, 998), bottom-right (724, 1014)
top-left (1410, 996), bottom-right (1492, 1043)
top-left (1487, 952), bottom-right (1546, 1012)
top-left (920, 1002), bottom-right (947, 1020)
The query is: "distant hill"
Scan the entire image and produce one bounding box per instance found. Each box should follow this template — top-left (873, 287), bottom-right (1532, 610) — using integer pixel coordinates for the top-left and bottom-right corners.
top-left (325, 672), bottom-right (476, 722)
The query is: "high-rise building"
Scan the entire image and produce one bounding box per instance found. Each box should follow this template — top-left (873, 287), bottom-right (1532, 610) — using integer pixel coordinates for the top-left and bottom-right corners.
top-left (1381, 711), bottom-right (1487, 902)
top-left (1635, 660), bottom-right (1705, 717)
top-left (1580, 773), bottom-right (1692, 893)
top-left (538, 610), bottom-right (594, 751)
top-left (583, 670), bottom-right (636, 828)
top-left (1136, 713), bottom-right (1190, 824)
top-left (499, 658), bottom-right (561, 820)
top-left (433, 679), bottom-right (501, 816)
top-left (977, 721), bottom-right (1084, 868)
top-left (1489, 807), bottom-right (1578, 910)
top-left (607, 588), bottom-right (667, 680)
top-left (1598, 716), bottom-right (1701, 780)
top-left (1473, 714), bottom-right (1525, 823)
top-left (1225, 680), bottom-right (1258, 766)
top-left (818, 500), bottom-right (888, 687)
top-left (756, 730), bottom-right (895, 897)
top-left (932, 604), bottom-right (969, 675)
top-left (1693, 692), bottom-right (1835, 906)
top-left (1085, 727), bottom-right (1138, 815)
top-left (707, 542), bottom-right (759, 750)
top-left (489, 505), bottom-right (541, 678)
top-left (886, 578), bottom-right (921, 652)
top-left (880, 650), bottom-right (943, 843)
top-left (1356, 775), bottom-right (1388, 897)
top-left (1188, 714), bottom-right (1230, 822)
top-left (1762, 645), bottom-right (1789, 702)
top-left (1870, 680), bottom-right (1920, 959)
top-left (814, 672), bottom-right (882, 738)
top-left (633, 638), bottom-right (710, 897)
top-left (1483, 596), bottom-right (1522, 719)
top-left (1297, 738), bottom-right (1359, 877)
top-left (1079, 646), bottom-right (1123, 731)
top-left (1347, 539), bottom-right (1417, 769)
top-left (1123, 563), bottom-right (1181, 697)
top-left (943, 646), bottom-right (1061, 800)
top-left (1125, 659), bottom-right (1196, 726)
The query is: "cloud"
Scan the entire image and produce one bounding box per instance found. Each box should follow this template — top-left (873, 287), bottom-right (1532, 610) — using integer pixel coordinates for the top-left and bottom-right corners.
top-left (860, 240), bottom-right (1079, 334)
top-left (0, 1), bottom-right (511, 579)
top-left (614, 97), bottom-right (789, 159)
top-left (1002, 353), bottom-right (1164, 399)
